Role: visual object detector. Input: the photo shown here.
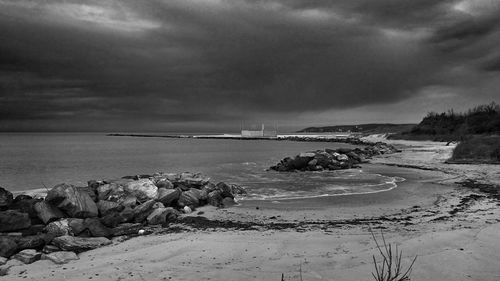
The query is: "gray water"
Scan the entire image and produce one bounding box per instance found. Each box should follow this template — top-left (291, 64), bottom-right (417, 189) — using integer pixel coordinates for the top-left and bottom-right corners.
top-left (0, 133), bottom-right (400, 200)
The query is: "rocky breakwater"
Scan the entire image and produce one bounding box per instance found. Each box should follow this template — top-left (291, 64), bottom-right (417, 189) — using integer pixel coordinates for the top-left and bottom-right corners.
top-left (0, 172), bottom-right (245, 274)
top-left (270, 142), bottom-right (400, 172)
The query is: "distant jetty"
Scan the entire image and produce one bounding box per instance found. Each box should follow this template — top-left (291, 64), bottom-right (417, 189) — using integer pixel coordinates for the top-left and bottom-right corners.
top-left (106, 133), bottom-right (380, 146)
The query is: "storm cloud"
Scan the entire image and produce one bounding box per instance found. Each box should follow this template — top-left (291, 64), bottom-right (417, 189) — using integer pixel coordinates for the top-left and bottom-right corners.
top-left (0, 0), bottom-right (499, 132)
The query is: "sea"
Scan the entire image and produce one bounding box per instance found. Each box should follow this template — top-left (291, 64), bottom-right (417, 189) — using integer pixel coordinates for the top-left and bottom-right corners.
top-left (0, 133), bottom-right (402, 201)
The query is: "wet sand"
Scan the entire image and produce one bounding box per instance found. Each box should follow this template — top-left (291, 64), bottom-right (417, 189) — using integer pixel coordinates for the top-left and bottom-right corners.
top-left (3, 139), bottom-right (500, 281)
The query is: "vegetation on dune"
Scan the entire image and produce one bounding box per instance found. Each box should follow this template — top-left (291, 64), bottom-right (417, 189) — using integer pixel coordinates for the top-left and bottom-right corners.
top-left (389, 102), bottom-right (500, 141)
top-left (298, 124), bottom-right (416, 134)
top-left (448, 135), bottom-right (500, 164)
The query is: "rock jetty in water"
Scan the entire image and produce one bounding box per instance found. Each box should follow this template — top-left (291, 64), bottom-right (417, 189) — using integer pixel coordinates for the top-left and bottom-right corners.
top-left (0, 171), bottom-right (245, 273)
top-left (270, 142), bottom-right (400, 172)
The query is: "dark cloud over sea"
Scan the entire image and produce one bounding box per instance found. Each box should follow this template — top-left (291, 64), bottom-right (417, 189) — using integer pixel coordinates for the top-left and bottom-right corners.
top-left (1, 0), bottom-right (499, 132)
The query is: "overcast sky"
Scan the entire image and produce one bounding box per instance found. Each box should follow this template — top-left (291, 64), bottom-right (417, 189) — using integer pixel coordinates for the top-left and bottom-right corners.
top-left (1, 0), bottom-right (499, 132)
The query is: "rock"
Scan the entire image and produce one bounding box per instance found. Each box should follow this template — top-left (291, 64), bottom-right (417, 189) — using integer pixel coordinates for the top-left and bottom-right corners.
top-left (110, 223), bottom-right (142, 236)
top-left (222, 197), bottom-right (236, 208)
top-left (307, 159), bottom-right (318, 167)
top-left (299, 152), bottom-right (316, 158)
top-left (147, 207), bottom-right (179, 225)
top-left (207, 190), bottom-right (224, 207)
top-left (76, 186), bottom-right (98, 202)
top-left (0, 187), bottom-right (13, 210)
top-left (314, 152), bottom-right (333, 167)
top-left (87, 180), bottom-right (104, 189)
top-left (154, 178), bottom-right (174, 189)
top-left (157, 188), bottom-right (180, 206)
top-left (132, 199), bottom-right (157, 223)
top-left (202, 182), bottom-right (217, 193)
top-left (0, 210), bottom-right (31, 232)
top-left (124, 179), bottom-right (158, 202)
top-left (216, 182), bottom-right (234, 199)
top-left (13, 249), bottom-right (41, 264)
top-left (14, 235), bottom-right (46, 251)
top-left (21, 224), bottom-right (45, 236)
top-left (336, 154), bottom-right (349, 161)
top-left (69, 218), bottom-right (111, 238)
top-left (97, 200), bottom-right (124, 217)
top-left (0, 237), bottom-right (18, 258)
top-left (175, 172), bottom-right (210, 188)
top-left (42, 245), bottom-right (60, 254)
top-left (45, 183), bottom-right (98, 218)
top-left (97, 183), bottom-right (124, 201)
top-left (178, 189), bottom-right (203, 208)
top-left (119, 196), bottom-right (138, 208)
top-left (176, 183), bottom-right (191, 191)
top-left (43, 251), bottom-right (79, 264)
top-left (0, 257), bottom-right (6, 266)
top-left (34, 201), bottom-right (66, 224)
top-left (11, 195), bottom-right (40, 221)
top-left (183, 206), bottom-right (192, 214)
top-left (51, 236), bottom-right (111, 253)
top-left (347, 151), bottom-right (362, 163)
top-left (100, 210), bottom-right (129, 228)
top-left (45, 219), bottom-right (73, 237)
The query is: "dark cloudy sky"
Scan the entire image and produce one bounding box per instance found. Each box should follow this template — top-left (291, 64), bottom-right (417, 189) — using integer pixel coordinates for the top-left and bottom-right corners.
top-left (1, 0), bottom-right (499, 132)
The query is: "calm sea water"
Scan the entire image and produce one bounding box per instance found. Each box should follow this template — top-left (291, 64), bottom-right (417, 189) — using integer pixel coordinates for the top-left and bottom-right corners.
top-left (0, 133), bottom-right (400, 200)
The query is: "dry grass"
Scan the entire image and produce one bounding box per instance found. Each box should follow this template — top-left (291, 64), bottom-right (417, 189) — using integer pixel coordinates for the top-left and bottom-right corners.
top-left (370, 230), bottom-right (417, 281)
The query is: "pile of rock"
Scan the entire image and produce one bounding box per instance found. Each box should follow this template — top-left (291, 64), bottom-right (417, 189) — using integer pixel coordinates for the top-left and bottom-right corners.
top-left (270, 143), bottom-right (400, 172)
top-left (0, 172), bottom-right (245, 270)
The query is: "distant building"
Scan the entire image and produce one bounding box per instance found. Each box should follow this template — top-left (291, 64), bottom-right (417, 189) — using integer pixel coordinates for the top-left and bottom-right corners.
top-left (241, 123), bottom-right (277, 138)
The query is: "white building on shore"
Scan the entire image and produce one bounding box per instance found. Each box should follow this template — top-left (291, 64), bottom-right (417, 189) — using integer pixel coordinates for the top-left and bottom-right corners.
top-left (241, 123), bottom-right (277, 138)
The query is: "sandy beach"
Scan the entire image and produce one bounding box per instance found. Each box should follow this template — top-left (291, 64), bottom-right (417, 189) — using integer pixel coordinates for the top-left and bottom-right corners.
top-left (2, 138), bottom-right (500, 281)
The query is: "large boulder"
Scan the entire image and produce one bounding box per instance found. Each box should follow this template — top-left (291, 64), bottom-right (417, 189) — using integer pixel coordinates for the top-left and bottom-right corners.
top-left (154, 178), bottom-right (174, 189)
top-left (178, 189), bottom-right (203, 208)
top-left (97, 181), bottom-right (129, 202)
top-left (45, 183), bottom-right (98, 218)
top-left (76, 186), bottom-right (98, 202)
top-left (13, 249), bottom-right (41, 264)
top-left (157, 188), bottom-right (180, 206)
top-left (146, 207), bottom-right (179, 225)
top-left (69, 218), bottom-right (111, 238)
top-left (0, 237), bottom-right (18, 258)
top-left (45, 219), bottom-right (73, 237)
top-left (10, 195), bottom-right (41, 223)
top-left (119, 196), bottom-right (138, 208)
top-left (14, 235), bottom-right (46, 251)
top-left (110, 223), bottom-right (142, 236)
top-left (42, 251), bottom-right (79, 264)
top-left (100, 208), bottom-right (133, 228)
top-left (0, 187), bottom-right (13, 210)
top-left (291, 155), bottom-right (312, 170)
top-left (123, 179), bottom-right (158, 202)
top-left (216, 182), bottom-right (234, 199)
top-left (207, 190), bottom-right (224, 207)
top-left (33, 201), bottom-right (66, 224)
top-left (131, 199), bottom-right (157, 223)
top-left (174, 172), bottom-right (210, 189)
top-left (97, 200), bottom-right (124, 217)
top-left (51, 236), bottom-right (111, 253)
top-left (0, 210), bottom-right (31, 232)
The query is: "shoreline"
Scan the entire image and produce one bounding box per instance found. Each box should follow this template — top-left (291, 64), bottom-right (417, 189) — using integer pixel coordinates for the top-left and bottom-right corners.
top-left (2, 137), bottom-right (500, 281)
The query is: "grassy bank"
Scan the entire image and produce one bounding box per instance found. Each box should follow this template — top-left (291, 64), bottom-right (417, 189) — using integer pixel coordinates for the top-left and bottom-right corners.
top-left (447, 135), bottom-right (500, 164)
top-left (388, 102), bottom-right (500, 142)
